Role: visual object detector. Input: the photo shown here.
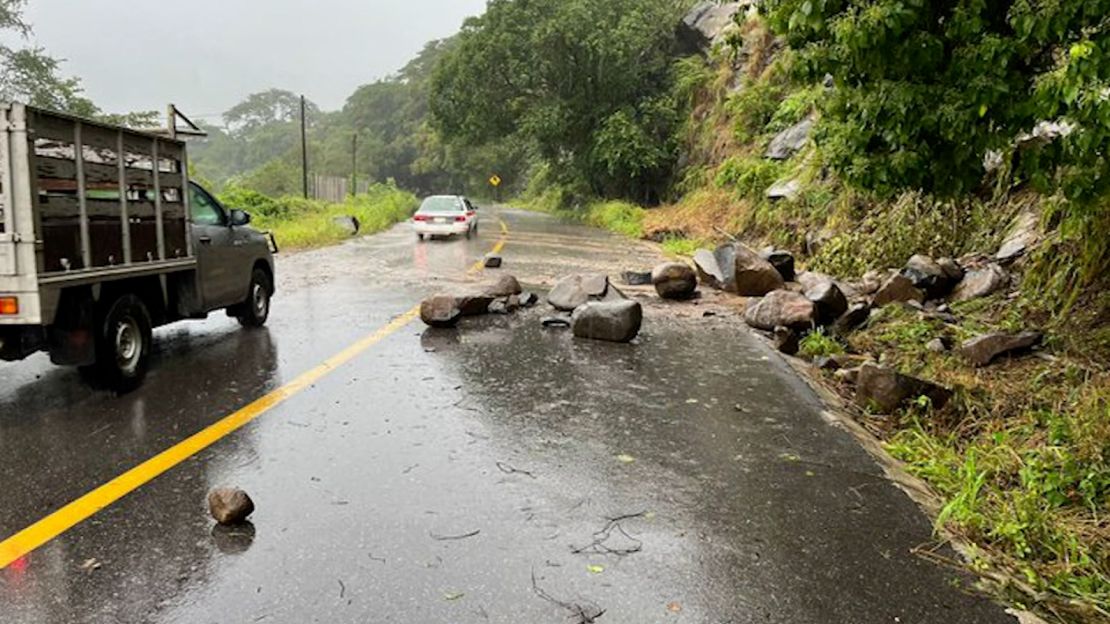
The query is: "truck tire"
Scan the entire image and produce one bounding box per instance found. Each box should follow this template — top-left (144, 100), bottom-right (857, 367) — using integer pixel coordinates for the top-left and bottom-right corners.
top-left (91, 294), bottom-right (153, 392)
top-left (236, 268), bottom-right (272, 328)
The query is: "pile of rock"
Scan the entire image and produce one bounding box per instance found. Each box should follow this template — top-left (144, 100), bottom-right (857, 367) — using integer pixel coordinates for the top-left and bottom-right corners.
top-left (544, 273), bottom-right (643, 343)
top-left (419, 274), bottom-right (539, 327)
top-left (681, 241), bottom-right (1042, 413)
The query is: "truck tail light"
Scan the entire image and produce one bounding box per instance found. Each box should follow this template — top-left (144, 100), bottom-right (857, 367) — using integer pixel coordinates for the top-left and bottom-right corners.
top-left (0, 297), bottom-right (17, 315)
top-left (413, 215), bottom-right (429, 222)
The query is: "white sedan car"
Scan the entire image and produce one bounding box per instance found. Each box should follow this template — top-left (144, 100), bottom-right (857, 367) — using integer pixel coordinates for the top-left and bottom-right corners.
top-left (412, 195), bottom-right (479, 240)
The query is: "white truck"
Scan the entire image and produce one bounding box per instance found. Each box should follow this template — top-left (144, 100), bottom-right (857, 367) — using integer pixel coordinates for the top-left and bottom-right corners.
top-left (0, 104), bottom-right (276, 391)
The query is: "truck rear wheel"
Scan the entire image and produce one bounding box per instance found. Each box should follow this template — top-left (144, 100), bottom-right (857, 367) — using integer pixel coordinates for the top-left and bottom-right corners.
top-left (236, 268), bottom-right (272, 328)
top-left (90, 294), bottom-right (152, 392)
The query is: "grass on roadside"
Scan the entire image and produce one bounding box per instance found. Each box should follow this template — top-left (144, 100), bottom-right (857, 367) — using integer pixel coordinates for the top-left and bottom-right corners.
top-left (220, 183), bottom-right (418, 250)
top-left (843, 303), bottom-right (1110, 622)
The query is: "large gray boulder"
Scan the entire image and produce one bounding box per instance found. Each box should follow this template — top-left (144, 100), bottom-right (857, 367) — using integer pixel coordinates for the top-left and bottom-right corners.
top-left (959, 331), bottom-right (1042, 367)
top-left (950, 264), bottom-right (1008, 302)
top-left (547, 273), bottom-right (622, 311)
top-left (743, 290), bottom-right (816, 331)
top-left (678, 2), bottom-right (745, 51)
top-left (485, 275), bottom-right (523, 297)
top-left (420, 295), bottom-right (462, 327)
top-left (694, 243), bottom-right (784, 296)
top-left (571, 301), bottom-right (643, 343)
top-left (651, 262), bottom-right (698, 300)
top-left (856, 364), bottom-right (952, 413)
top-left (767, 117), bottom-right (814, 160)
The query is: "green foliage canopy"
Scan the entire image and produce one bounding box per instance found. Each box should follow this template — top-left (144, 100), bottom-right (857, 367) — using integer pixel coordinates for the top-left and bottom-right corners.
top-left (762, 0), bottom-right (1110, 202)
top-left (430, 0), bottom-right (689, 203)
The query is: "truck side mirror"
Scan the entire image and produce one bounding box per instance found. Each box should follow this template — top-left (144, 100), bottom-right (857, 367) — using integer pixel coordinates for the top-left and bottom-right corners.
top-left (229, 209), bottom-right (251, 227)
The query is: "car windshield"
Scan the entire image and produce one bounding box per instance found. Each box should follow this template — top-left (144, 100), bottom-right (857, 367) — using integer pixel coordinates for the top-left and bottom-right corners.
top-left (418, 196), bottom-right (464, 213)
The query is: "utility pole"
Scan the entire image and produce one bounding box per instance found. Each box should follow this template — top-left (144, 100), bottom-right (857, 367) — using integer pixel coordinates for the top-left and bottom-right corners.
top-left (351, 132), bottom-right (357, 197)
top-left (300, 95), bottom-right (309, 199)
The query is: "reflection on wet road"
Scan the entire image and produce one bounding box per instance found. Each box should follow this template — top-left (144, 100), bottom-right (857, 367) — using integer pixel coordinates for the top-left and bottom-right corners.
top-left (0, 209), bottom-right (1015, 623)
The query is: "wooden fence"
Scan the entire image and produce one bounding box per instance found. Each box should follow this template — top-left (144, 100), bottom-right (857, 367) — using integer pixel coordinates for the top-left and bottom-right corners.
top-left (312, 175), bottom-right (371, 203)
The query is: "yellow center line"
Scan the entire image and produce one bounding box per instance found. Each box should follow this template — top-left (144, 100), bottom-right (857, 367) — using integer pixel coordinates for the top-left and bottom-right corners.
top-left (0, 217), bottom-right (510, 569)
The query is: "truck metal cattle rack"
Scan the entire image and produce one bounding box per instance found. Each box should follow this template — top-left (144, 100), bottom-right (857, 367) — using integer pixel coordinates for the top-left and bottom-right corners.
top-left (0, 104), bottom-right (276, 390)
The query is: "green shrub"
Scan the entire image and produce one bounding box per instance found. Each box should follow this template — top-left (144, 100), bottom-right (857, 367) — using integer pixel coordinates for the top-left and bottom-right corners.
top-left (715, 155), bottom-right (784, 200)
top-left (799, 329), bottom-right (844, 358)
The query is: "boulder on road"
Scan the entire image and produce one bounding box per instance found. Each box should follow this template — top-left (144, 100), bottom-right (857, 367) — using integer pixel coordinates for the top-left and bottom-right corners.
top-left (420, 295), bottom-right (462, 327)
top-left (651, 262), bottom-right (698, 300)
top-left (805, 281), bottom-right (849, 326)
top-left (485, 275), bottom-right (523, 297)
top-left (950, 264), bottom-right (1009, 302)
top-left (621, 270), bottom-right (653, 286)
top-left (759, 248), bottom-right (796, 282)
top-left (872, 274), bottom-right (925, 307)
top-left (332, 215), bottom-right (360, 236)
top-left (571, 300), bottom-right (643, 343)
top-left (856, 364), bottom-right (952, 413)
top-left (728, 243), bottom-right (785, 296)
top-left (744, 290), bottom-right (816, 331)
top-left (547, 273), bottom-right (622, 311)
top-left (959, 331), bottom-right (1042, 367)
top-left (484, 254), bottom-right (503, 269)
top-left (519, 292), bottom-right (539, 308)
top-left (208, 487), bottom-right (255, 526)
top-left (456, 294), bottom-right (495, 316)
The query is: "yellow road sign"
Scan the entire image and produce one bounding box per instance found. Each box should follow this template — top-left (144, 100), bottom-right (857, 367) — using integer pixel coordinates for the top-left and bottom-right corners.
top-left (489, 174), bottom-right (502, 187)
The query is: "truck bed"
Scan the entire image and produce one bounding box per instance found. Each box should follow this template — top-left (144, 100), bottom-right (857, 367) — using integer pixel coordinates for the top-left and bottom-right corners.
top-left (0, 104), bottom-right (197, 325)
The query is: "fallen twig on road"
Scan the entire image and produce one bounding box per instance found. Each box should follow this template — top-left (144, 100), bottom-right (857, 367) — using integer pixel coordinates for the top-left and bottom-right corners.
top-left (496, 461), bottom-right (537, 479)
top-left (531, 568), bottom-right (605, 623)
top-left (430, 529), bottom-right (481, 541)
top-left (570, 512), bottom-right (645, 556)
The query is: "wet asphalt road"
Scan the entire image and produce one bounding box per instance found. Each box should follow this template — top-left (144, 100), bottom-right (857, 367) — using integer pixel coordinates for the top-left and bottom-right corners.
top-left (0, 208), bottom-right (1018, 624)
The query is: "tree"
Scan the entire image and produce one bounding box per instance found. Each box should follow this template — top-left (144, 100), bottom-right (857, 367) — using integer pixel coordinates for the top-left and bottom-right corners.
top-left (0, 0), bottom-right (97, 115)
top-left (762, 0), bottom-right (1110, 201)
top-left (224, 89), bottom-right (318, 135)
top-left (429, 0), bottom-right (687, 203)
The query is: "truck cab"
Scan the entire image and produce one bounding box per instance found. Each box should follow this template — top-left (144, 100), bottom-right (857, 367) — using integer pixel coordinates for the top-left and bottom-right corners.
top-left (0, 104), bottom-right (275, 391)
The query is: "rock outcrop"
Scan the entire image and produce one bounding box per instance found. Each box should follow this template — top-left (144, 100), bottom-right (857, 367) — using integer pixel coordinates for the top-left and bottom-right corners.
top-left (678, 2), bottom-right (745, 51)
top-left (767, 117), bottom-right (813, 160)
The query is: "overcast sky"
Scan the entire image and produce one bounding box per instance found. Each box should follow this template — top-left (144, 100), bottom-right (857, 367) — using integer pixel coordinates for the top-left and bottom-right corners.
top-left (22, 0), bottom-right (487, 123)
